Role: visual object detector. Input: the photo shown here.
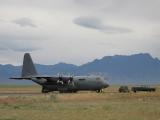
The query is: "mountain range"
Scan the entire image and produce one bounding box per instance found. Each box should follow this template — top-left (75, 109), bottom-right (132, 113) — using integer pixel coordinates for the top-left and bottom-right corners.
top-left (0, 53), bottom-right (160, 85)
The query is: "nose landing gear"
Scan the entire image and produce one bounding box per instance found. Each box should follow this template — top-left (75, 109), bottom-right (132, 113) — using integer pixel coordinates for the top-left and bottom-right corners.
top-left (96, 89), bottom-right (103, 93)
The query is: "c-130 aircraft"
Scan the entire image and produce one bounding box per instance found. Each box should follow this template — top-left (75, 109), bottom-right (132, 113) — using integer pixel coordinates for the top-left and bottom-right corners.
top-left (11, 53), bottom-right (109, 93)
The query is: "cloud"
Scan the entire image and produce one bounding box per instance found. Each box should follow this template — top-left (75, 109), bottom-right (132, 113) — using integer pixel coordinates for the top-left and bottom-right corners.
top-left (0, 46), bottom-right (7, 51)
top-left (12, 17), bottom-right (37, 28)
top-left (11, 47), bottom-right (41, 52)
top-left (0, 34), bottom-right (42, 52)
top-left (73, 17), bottom-right (132, 33)
top-left (74, 17), bottom-right (104, 30)
top-left (0, 43), bottom-right (41, 52)
top-left (0, 41), bottom-right (41, 52)
top-left (0, 47), bottom-right (41, 52)
top-left (0, 32), bottom-right (44, 41)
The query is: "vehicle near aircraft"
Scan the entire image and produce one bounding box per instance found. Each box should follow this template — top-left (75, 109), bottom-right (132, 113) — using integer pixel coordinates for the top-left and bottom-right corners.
top-left (119, 86), bottom-right (130, 93)
top-left (10, 53), bottom-right (109, 93)
top-left (131, 86), bottom-right (156, 93)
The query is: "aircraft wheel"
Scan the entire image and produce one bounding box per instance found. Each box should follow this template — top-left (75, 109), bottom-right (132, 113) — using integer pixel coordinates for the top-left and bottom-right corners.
top-left (72, 90), bottom-right (77, 93)
top-left (96, 89), bottom-right (102, 93)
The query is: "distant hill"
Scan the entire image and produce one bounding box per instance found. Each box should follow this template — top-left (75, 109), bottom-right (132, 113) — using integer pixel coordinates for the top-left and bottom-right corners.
top-left (0, 53), bottom-right (160, 85)
top-left (77, 53), bottom-right (160, 84)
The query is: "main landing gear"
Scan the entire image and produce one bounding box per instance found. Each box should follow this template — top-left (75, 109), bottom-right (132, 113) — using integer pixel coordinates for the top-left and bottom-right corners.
top-left (41, 87), bottom-right (49, 93)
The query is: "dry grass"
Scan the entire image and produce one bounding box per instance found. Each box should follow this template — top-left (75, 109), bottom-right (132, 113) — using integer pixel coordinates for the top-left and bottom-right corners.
top-left (0, 85), bottom-right (160, 120)
top-left (0, 85), bottom-right (41, 93)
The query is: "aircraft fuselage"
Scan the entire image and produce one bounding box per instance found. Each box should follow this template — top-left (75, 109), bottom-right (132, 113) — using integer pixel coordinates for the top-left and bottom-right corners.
top-left (35, 76), bottom-right (109, 93)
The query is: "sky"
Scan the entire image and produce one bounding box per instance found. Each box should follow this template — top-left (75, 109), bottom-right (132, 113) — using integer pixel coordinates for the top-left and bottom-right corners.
top-left (0, 0), bottom-right (160, 65)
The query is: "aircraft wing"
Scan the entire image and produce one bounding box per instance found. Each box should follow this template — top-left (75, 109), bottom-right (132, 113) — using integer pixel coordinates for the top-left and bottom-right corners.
top-left (10, 75), bottom-right (57, 79)
top-left (10, 75), bottom-right (73, 82)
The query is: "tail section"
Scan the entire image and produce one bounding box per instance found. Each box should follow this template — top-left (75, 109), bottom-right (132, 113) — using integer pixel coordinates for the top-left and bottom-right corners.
top-left (21, 53), bottom-right (37, 77)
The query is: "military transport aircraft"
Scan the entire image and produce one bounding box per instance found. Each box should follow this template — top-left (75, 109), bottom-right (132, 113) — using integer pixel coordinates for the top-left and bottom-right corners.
top-left (10, 53), bottom-right (109, 93)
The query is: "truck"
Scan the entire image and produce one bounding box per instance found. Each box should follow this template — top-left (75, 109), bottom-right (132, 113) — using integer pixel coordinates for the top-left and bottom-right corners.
top-left (131, 86), bottom-right (156, 93)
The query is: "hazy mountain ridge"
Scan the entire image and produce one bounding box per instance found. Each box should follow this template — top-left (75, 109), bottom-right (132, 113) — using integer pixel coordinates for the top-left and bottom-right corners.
top-left (0, 53), bottom-right (160, 85)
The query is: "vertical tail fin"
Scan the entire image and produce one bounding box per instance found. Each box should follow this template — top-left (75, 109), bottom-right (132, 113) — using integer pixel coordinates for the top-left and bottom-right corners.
top-left (21, 53), bottom-right (37, 77)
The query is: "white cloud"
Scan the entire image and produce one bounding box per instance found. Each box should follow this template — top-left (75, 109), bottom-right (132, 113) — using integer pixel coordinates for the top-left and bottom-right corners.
top-left (73, 17), bottom-right (132, 33)
top-left (12, 17), bottom-right (37, 28)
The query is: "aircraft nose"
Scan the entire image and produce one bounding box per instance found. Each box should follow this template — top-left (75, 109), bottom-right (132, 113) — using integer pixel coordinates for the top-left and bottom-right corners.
top-left (103, 81), bottom-right (109, 88)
